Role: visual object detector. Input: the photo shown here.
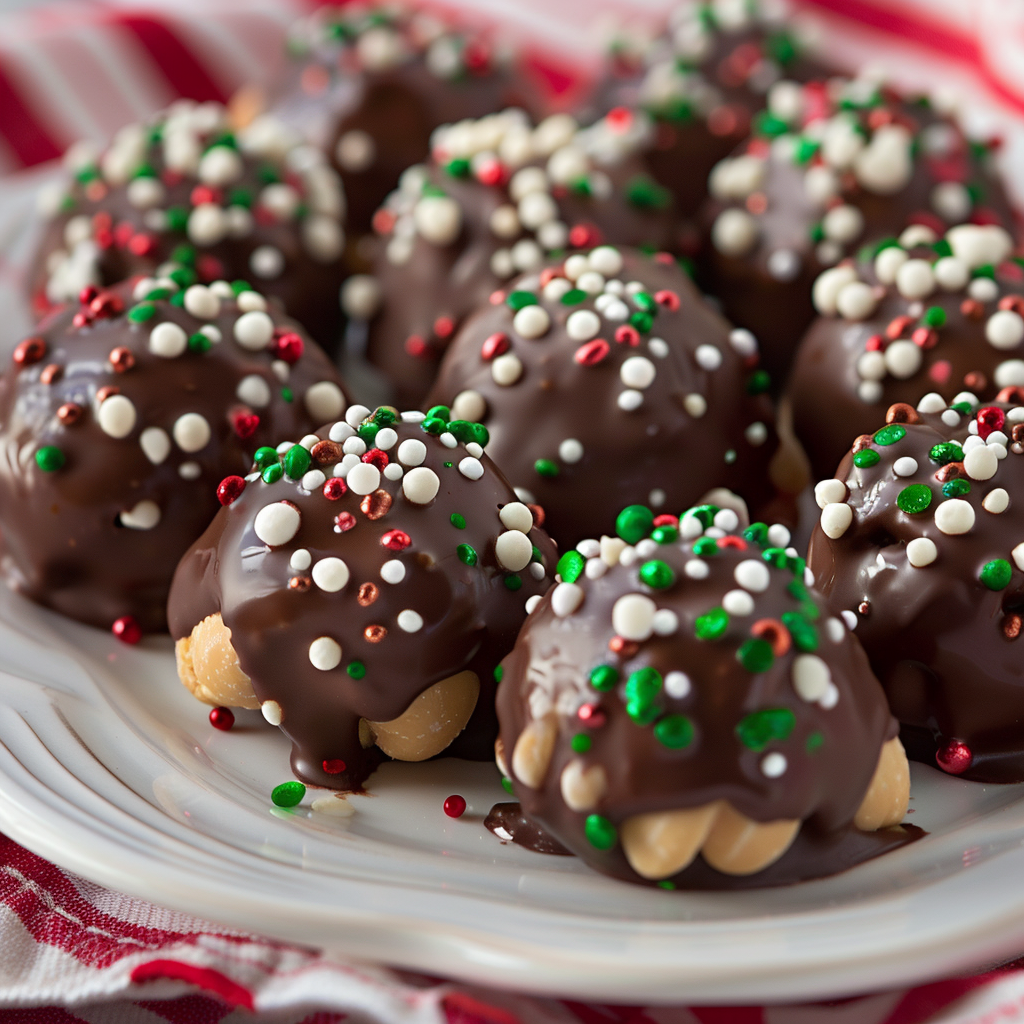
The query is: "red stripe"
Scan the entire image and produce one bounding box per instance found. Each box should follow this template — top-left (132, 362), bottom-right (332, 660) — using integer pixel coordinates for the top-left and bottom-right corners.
top-left (795, 0), bottom-right (1024, 116)
top-left (131, 960), bottom-right (255, 1010)
top-left (137, 994), bottom-right (236, 1024)
top-left (0, 1010), bottom-right (87, 1023)
top-left (108, 13), bottom-right (227, 104)
top-left (0, 54), bottom-right (63, 166)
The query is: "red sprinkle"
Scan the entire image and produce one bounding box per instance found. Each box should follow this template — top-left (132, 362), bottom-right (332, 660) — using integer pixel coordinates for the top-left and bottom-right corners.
top-left (912, 327), bottom-right (937, 349)
top-left (217, 475), bottom-right (246, 506)
top-left (372, 208), bottom-right (396, 235)
top-left (718, 536), bottom-right (748, 550)
top-left (322, 758), bottom-right (347, 774)
top-left (231, 410), bottom-right (260, 439)
top-left (481, 332), bottom-right (510, 361)
top-left (128, 233), bottom-right (156, 256)
top-left (433, 315), bottom-right (455, 339)
top-left (272, 331), bottom-right (304, 364)
top-left (615, 325), bottom-right (640, 347)
top-left (362, 448), bottom-right (389, 470)
top-left (976, 406), bottom-right (1007, 440)
top-left (197, 255), bottom-right (223, 282)
top-left (885, 315), bottom-right (914, 340)
top-left (999, 295), bottom-right (1024, 315)
top-left (654, 289), bottom-right (680, 311)
top-left (652, 514), bottom-right (678, 527)
top-left (112, 616), bottom-right (142, 645)
top-left (335, 511), bottom-right (357, 532)
top-left (78, 285), bottom-right (99, 305)
top-left (936, 739), bottom-right (973, 775)
top-left (443, 794), bottom-right (467, 819)
top-left (574, 339), bottom-right (610, 366)
top-left (191, 185), bottom-right (221, 206)
top-left (91, 292), bottom-right (124, 319)
top-left (12, 337), bottom-right (46, 368)
top-left (475, 157), bottom-right (504, 186)
top-left (864, 333), bottom-right (885, 352)
top-left (381, 529), bottom-right (411, 551)
top-left (323, 478), bottom-right (348, 500)
top-left (568, 223), bottom-right (601, 249)
top-left (209, 707), bottom-right (235, 731)
top-left (489, 290), bottom-right (506, 305)
top-left (109, 346), bottom-right (135, 373)
top-left (577, 703), bottom-right (606, 728)
top-left (405, 334), bottom-right (430, 359)
top-left (606, 106), bottom-right (633, 132)
top-left (960, 298), bottom-right (984, 319)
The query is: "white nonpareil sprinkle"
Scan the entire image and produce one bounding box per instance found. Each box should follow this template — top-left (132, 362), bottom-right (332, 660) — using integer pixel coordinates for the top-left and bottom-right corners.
top-left (652, 609), bottom-right (678, 635)
top-left (513, 305), bottom-right (550, 339)
top-left (684, 394), bottom-right (707, 418)
top-left (664, 671), bottom-right (690, 699)
top-left (694, 344), bottom-right (723, 371)
top-left (934, 498), bottom-right (975, 535)
top-left (495, 530), bottom-right (533, 571)
top-left (814, 479), bottom-right (846, 509)
top-left (414, 195), bottom-right (461, 245)
top-left (618, 390), bottom-right (643, 411)
top-left (233, 310), bottom-right (275, 350)
top-left (261, 700), bottom-right (283, 726)
top-left (566, 309), bottom-right (600, 341)
top-left (346, 463), bottom-right (381, 495)
top-left (551, 582), bottom-right (584, 617)
top-left (184, 285), bottom-right (220, 319)
top-left (895, 259), bottom-right (935, 300)
top-left (492, 353), bottom-right (523, 386)
top-left (403, 466), bottom-right (440, 504)
top-left (906, 537), bottom-right (937, 567)
top-left (139, 426), bottom-right (170, 464)
top-left (254, 502), bottom-right (300, 547)
top-left (451, 389), bottom-right (486, 421)
top-left (917, 392), bottom-right (946, 414)
top-left (964, 445), bottom-right (998, 481)
top-left (397, 438), bottom-right (426, 466)
top-left (893, 456), bottom-right (918, 477)
top-left (289, 548), bottom-right (311, 571)
top-left (716, 509), bottom-right (741, 533)
top-left (734, 559), bottom-right (770, 592)
top-left (346, 405), bottom-right (371, 427)
top-left (820, 502), bottom-right (853, 539)
top-left (149, 321), bottom-right (187, 358)
top-left (986, 309), bottom-right (1024, 350)
top-left (397, 609), bottom-right (424, 632)
top-left (499, 502), bottom-right (533, 533)
top-left (684, 559), bottom-right (710, 579)
top-left (825, 617), bottom-right (844, 643)
top-left (611, 593), bottom-right (656, 641)
top-left (525, 594), bottom-right (542, 614)
top-left (119, 500), bottom-right (160, 530)
top-left (620, 356), bottom-right (656, 389)
top-left (384, 463), bottom-right (403, 481)
top-left (237, 374), bottom-right (271, 408)
top-left (309, 637), bottom-right (342, 671)
top-left (722, 589), bottom-right (754, 616)
top-left (172, 412), bottom-right (211, 453)
top-left (459, 457), bottom-right (484, 480)
top-left (312, 557), bottom-right (350, 592)
top-left (375, 428), bottom-right (398, 451)
top-left (767, 524), bottom-right (790, 547)
top-left (761, 752), bottom-right (787, 778)
top-left (380, 559), bottom-right (405, 584)
top-left (305, 381), bottom-right (346, 423)
top-left (836, 281), bottom-right (878, 320)
top-left (97, 394), bottom-right (137, 439)
top-left (343, 437), bottom-right (366, 456)
top-left (728, 328), bottom-right (758, 357)
top-left (983, 488), bottom-right (1009, 513)
top-left (440, 432), bottom-right (458, 449)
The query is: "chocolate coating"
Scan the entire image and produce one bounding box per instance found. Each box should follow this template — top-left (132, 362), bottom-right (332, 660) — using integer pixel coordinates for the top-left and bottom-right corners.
top-left (271, 6), bottom-right (544, 235)
top-left (168, 408), bottom-right (557, 791)
top-left (699, 78), bottom-right (1015, 387)
top-left (29, 102), bottom-right (347, 351)
top-left (0, 278), bottom-right (347, 633)
top-left (808, 397), bottom-right (1024, 782)
top-left (788, 224), bottom-right (1022, 480)
top-left (426, 245), bottom-right (788, 551)
top-left (363, 109), bottom-right (681, 407)
top-left (496, 510), bottom-right (899, 887)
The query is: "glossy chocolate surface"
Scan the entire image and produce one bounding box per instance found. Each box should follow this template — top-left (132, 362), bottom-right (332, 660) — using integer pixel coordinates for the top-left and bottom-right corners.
top-left (168, 409), bottom-right (557, 790)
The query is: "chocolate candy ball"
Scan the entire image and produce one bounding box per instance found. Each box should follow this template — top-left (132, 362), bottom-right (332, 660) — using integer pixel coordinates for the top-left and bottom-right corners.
top-left (808, 395), bottom-right (1024, 782)
top-left (495, 507), bottom-right (909, 888)
top-left (271, 5), bottom-right (544, 235)
top-left (788, 223), bottom-right (1021, 479)
top-left (360, 108), bottom-right (680, 407)
top-left (426, 245), bottom-right (790, 550)
top-left (0, 277), bottom-right (347, 633)
top-left (700, 77), bottom-right (1014, 385)
top-left (29, 102), bottom-right (347, 351)
top-left (169, 406), bottom-right (557, 791)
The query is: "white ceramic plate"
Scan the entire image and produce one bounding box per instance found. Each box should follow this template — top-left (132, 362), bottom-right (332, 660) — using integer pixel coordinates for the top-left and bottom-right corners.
top-left (3, 587), bottom-right (1024, 1004)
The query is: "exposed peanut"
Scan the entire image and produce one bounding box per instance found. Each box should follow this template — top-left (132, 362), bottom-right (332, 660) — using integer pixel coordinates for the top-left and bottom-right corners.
top-left (560, 760), bottom-right (607, 812)
top-left (495, 736), bottom-right (509, 777)
top-left (175, 613), bottom-right (259, 709)
top-left (511, 713), bottom-right (558, 789)
top-left (701, 803), bottom-right (799, 875)
top-left (621, 803), bottom-right (722, 880)
top-left (853, 737), bottom-right (910, 831)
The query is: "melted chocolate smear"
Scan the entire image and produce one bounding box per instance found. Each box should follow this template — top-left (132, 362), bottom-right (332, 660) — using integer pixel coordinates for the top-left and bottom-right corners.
top-left (485, 802), bottom-right (925, 888)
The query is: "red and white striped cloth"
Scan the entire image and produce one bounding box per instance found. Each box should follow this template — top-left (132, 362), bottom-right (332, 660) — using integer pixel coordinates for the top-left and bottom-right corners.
top-left (7, 1), bottom-right (1024, 1021)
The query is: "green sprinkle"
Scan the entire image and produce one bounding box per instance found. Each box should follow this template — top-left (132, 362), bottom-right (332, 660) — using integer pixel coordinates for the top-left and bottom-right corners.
top-left (271, 781), bottom-right (306, 808)
top-left (347, 661), bottom-right (366, 679)
top-left (444, 462), bottom-right (454, 469)
top-left (166, 207), bottom-right (189, 233)
top-left (806, 730), bottom-right (825, 754)
top-left (980, 559), bottom-right (1013, 590)
top-left (657, 880), bottom-right (677, 890)
top-left (897, 484), bottom-right (932, 515)
top-left (127, 302), bottom-right (156, 323)
top-left (506, 290), bottom-right (538, 311)
top-left (780, 611), bottom-right (818, 652)
top-left (35, 446), bottom-right (65, 472)
top-left (230, 279), bottom-right (251, 296)
top-left (284, 444), bottom-right (311, 479)
top-left (457, 544), bottom-right (478, 566)
top-left (590, 665), bottom-right (619, 692)
top-left (571, 734), bottom-right (592, 754)
top-left (737, 638), bottom-right (774, 673)
top-left (951, 401), bottom-right (973, 415)
top-left (281, 387), bottom-right (293, 403)
top-left (262, 462), bottom-right (283, 484)
top-left (787, 579), bottom-right (809, 604)
top-left (557, 550), bottom-right (585, 583)
top-left (746, 369), bottom-right (771, 395)
top-left (144, 287), bottom-right (172, 301)
top-left (560, 288), bottom-right (588, 305)
top-left (188, 331), bottom-right (212, 353)
top-left (761, 547), bottom-right (787, 571)
top-left (629, 310), bottom-right (654, 333)
top-left (651, 525), bottom-right (678, 545)
top-left (639, 559), bottom-right (675, 590)
top-left (358, 422), bottom-right (379, 445)
top-left (688, 504), bottom-right (719, 529)
top-left (922, 305), bottom-right (947, 328)
top-left (446, 157), bottom-right (470, 177)
top-left (169, 291), bottom-right (186, 307)
top-left (426, 404), bottom-right (451, 422)
top-left (632, 291), bottom-right (656, 313)
top-left (373, 407), bottom-right (398, 426)
top-left (494, 665), bottom-right (504, 683)
top-left (584, 814), bottom-right (618, 850)
top-left (421, 416), bottom-right (446, 435)
top-left (616, 504), bottom-right (654, 543)
top-left (853, 448), bottom-right (880, 468)
top-left (625, 174), bottom-right (671, 211)
top-left (743, 522), bottom-right (768, 545)
top-left (534, 458), bottom-right (559, 478)
top-left (228, 187), bottom-right (252, 208)
top-left (692, 536), bottom-right (719, 558)
top-left (449, 419), bottom-right (489, 447)
top-left (503, 574), bottom-right (522, 591)
top-left (942, 479), bottom-right (970, 498)
top-left (755, 109), bottom-right (790, 138)
top-left (450, 513), bottom-right (466, 529)
top-left (874, 424), bottom-right (906, 446)
top-left (654, 714), bottom-right (694, 750)
top-left (695, 606), bottom-right (729, 641)
top-left (736, 708), bottom-right (796, 751)
top-left (171, 244), bottom-right (196, 266)
top-left (501, 776), bottom-right (514, 794)
top-left (930, 442), bottom-right (964, 465)
top-left (253, 446), bottom-right (278, 469)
